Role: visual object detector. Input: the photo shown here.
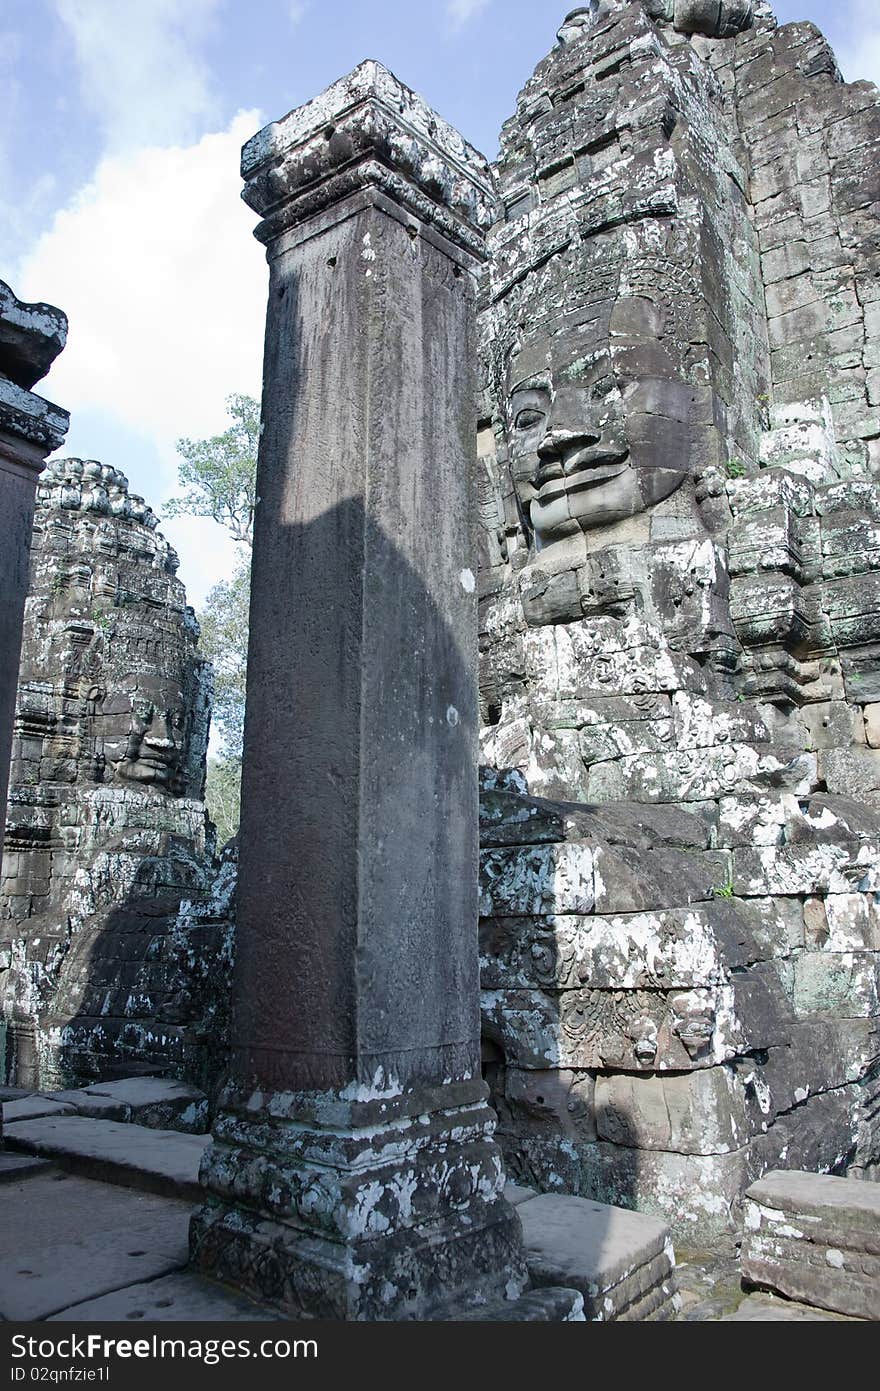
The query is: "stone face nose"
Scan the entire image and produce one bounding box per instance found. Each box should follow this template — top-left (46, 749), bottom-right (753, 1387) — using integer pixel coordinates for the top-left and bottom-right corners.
top-left (145, 728), bottom-right (176, 749)
top-left (537, 426), bottom-right (601, 461)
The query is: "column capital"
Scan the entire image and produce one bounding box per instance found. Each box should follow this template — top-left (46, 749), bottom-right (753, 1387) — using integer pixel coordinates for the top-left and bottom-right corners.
top-left (241, 60), bottom-right (496, 255)
top-left (0, 378), bottom-right (70, 461)
top-left (0, 280), bottom-right (67, 392)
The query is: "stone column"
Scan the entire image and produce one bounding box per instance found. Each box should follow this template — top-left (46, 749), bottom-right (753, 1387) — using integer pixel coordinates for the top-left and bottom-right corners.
top-left (191, 62), bottom-right (527, 1319)
top-left (0, 282), bottom-right (69, 866)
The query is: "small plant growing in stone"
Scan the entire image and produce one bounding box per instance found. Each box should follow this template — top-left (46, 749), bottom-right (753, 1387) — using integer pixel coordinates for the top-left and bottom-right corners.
top-left (712, 867), bottom-right (735, 899)
top-left (724, 457), bottom-right (746, 479)
top-left (90, 609), bottom-right (113, 634)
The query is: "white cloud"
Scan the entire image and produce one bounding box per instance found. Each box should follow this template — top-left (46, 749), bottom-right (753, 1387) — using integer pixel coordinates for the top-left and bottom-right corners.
top-left (288, 1), bottom-right (309, 25)
top-left (835, 1), bottom-right (880, 90)
top-left (161, 513), bottom-right (244, 611)
top-left (446, 0), bottom-right (491, 32)
top-left (0, 30), bottom-right (35, 265)
top-left (54, 0), bottom-right (222, 152)
top-left (18, 109), bottom-right (268, 604)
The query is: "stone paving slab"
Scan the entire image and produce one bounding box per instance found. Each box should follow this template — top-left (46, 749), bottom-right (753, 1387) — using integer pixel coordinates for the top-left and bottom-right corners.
top-left (503, 1182), bottom-right (538, 1207)
top-left (3, 1097), bottom-right (76, 1123)
top-left (0, 1151), bottom-right (51, 1183)
top-left (3, 1116), bottom-right (209, 1200)
top-left (0, 1171), bottom-right (191, 1320)
top-left (742, 1169), bottom-right (880, 1319)
top-left (44, 1090), bottom-right (132, 1122)
top-left (48, 1271), bottom-right (284, 1323)
top-left (723, 1293), bottom-right (856, 1321)
top-left (0, 1086), bottom-right (33, 1102)
top-left (47, 1078), bottom-right (208, 1133)
top-left (51, 1274), bottom-right (586, 1324)
top-left (454, 1287), bottom-right (584, 1321)
top-left (517, 1193), bottom-right (680, 1321)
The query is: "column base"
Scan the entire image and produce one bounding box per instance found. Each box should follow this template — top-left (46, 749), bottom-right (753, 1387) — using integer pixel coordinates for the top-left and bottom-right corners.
top-left (190, 1077), bottom-right (529, 1319)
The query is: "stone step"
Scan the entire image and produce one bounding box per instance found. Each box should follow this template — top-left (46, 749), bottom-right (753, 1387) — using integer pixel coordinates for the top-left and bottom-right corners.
top-left (2, 1076), bottom-right (208, 1133)
top-left (723, 1292), bottom-right (857, 1321)
top-left (3, 1115), bottom-right (209, 1201)
top-left (46, 1076), bottom-right (208, 1132)
top-left (454, 1287), bottom-right (584, 1321)
top-left (0, 1170), bottom-right (192, 1321)
top-left (741, 1169), bottom-right (880, 1320)
top-left (48, 1270), bottom-right (285, 1323)
top-left (0, 1086), bottom-right (33, 1102)
top-left (0, 1151), bottom-right (52, 1183)
top-left (516, 1192), bottom-right (680, 1322)
top-left (3, 1096), bottom-right (77, 1123)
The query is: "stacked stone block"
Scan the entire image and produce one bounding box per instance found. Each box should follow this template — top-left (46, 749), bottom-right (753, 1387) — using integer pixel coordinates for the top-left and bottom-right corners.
top-left (476, 2), bottom-right (880, 1241)
top-left (741, 1169), bottom-right (880, 1318)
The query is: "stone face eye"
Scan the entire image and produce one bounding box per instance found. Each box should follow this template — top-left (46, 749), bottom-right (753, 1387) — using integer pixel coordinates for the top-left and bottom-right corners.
top-left (514, 407), bottom-right (544, 430)
top-left (591, 376), bottom-right (614, 399)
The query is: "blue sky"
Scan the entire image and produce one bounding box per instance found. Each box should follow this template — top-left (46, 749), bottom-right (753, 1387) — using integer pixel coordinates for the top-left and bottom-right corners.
top-left (4, 0), bottom-right (878, 607)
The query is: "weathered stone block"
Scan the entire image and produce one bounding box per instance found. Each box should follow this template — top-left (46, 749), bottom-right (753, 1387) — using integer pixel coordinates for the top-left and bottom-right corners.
top-left (742, 1170), bottom-right (880, 1318)
top-left (500, 1068), bottom-right (597, 1142)
top-left (595, 1066), bottom-right (753, 1155)
top-left (819, 747), bottom-right (880, 802)
top-left (792, 951), bottom-right (880, 1018)
top-left (517, 1192), bottom-right (679, 1321)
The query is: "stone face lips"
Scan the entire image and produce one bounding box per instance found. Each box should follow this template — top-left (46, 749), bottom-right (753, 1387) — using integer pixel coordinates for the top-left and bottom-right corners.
top-left (741, 1169), bottom-right (880, 1318)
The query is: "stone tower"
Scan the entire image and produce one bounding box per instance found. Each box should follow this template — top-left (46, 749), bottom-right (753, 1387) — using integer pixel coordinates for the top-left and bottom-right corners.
top-left (477, 1), bottom-right (880, 1239)
top-left (0, 458), bottom-right (220, 1091)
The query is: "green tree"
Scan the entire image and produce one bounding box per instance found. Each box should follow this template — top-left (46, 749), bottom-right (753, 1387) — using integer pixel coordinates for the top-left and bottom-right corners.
top-left (198, 558), bottom-right (250, 758)
top-left (205, 755), bottom-right (244, 849)
top-left (165, 392), bottom-right (259, 546)
top-left (168, 394), bottom-right (258, 845)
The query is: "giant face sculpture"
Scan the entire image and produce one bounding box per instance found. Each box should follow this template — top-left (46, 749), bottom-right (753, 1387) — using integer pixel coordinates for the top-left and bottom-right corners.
top-left (556, 1), bottom-right (756, 43)
top-left (101, 673), bottom-right (189, 791)
top-left (505, 291), bottom-right (693, 546)
top-left (1, 458), bottom-right (209, 818)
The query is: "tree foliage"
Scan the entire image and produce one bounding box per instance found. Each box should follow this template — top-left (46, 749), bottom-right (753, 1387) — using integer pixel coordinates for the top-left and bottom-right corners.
top-left (198, 558), bottom-right (250, 759)
top-left (165, 393), bottom-right (259, 547)
top-left (168, 393), bottom-right (259, 844)
top-left (205, 756), bottom-right (243, 849)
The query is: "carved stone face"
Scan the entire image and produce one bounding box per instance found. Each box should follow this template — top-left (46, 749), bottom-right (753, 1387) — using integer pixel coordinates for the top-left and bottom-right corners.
top-left (101, 674), bottom-right (188, 790)
top-left (556, 1), bottom-right (755, 44)
top-left (505, 295), bottom-right (692, 546)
